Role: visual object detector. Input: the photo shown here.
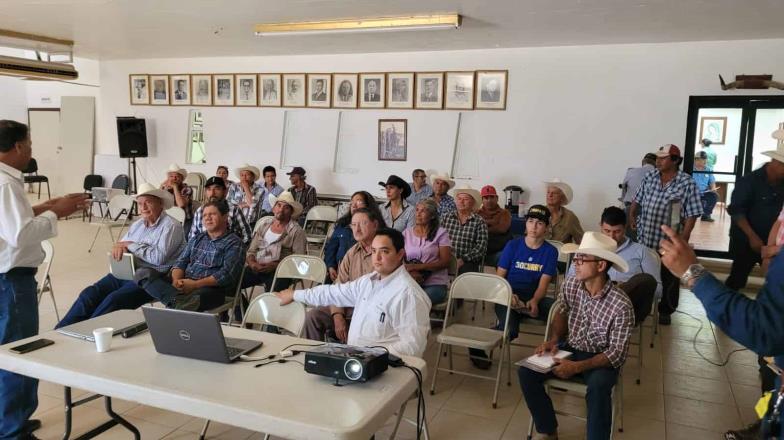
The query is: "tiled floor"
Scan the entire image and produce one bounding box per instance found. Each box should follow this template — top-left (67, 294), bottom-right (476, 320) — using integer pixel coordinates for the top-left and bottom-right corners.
top-left (29, 213), bottom-right (760, 439)
top-left (690, 205), bottom-right (731, 253)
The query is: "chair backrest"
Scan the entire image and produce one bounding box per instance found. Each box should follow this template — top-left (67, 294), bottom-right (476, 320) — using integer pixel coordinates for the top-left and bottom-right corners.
top-left (107, 195), bottom-right (135, 221)
top-left (447, 255), bottom-right (459, 279)
top-left (305, 205), bottom-right (338, 223)
top-left (645, 247), bottom-right (661, 274)
top-left (272, 254), bottom-right (328, 285)
top-left (546, 240), bottom-right (568, 264)
top-left (543, 299), bottom-right (563, 341)
top-left (184, 172), bottom-right (206, 201)
top-left (111, 174), bottom-right (130, 193)
top-left (166, 206), bottom-right (186, 224)
top-left (83, 174), bottom-right (103, 191)
top-left (40, 240), bottom-right (54, 280)
top-left (448, 272), bottom-right (512, 306)
top-left (23, 158), bottom-right (38, 174)
top-left (241, 293), bottom-right (306, 336)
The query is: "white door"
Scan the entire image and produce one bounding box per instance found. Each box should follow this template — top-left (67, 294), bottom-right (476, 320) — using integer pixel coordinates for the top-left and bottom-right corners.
top-left (28, 109), bottom-right (61, 194)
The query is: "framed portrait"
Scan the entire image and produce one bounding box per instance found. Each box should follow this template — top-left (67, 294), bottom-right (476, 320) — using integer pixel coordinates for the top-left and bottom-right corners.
top-left (359, 73), bottom-right (385, 109)
top-left (283, 73), bottom-right (306, 107)
top-left (150, 75), bottom-right (170, 105)
top-left (307, 73), bottom-right (331, 108)
top-left (213, 74), bottom-right (234, 106)
top-left (386, 72), bottom-right (414, 109)
top-left (259, 74), bottom-right (282, 107)
top-left (699, 116), bottom-right (727, 145)
top-left (129, 74), bottom-right (149, 105)
top-left (475, 70), bottom-right (508, 110)
top-left (235, 74), bottom-right (258, 106)
top-left (191, 75), bottom-right (212, 106)
top-left (169, 75), bottom-right (191, 106)
top-left (332, 73), bottom-right (357, 109)
top-left (445, 71), bottom-right (475, 110)
top-left (415, 72), bottom-right (443, 109)
top-left (378, 119), bottom-right (407, 161)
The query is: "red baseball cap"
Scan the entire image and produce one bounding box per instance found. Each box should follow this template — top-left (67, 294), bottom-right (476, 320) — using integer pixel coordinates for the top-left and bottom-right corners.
top-left (654, 144), bottom-right (681, 158)
top-left (480, 185), bottom-right (498, 197)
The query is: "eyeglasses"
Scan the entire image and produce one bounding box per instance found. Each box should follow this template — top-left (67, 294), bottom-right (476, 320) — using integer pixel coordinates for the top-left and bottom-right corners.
top-left (350, 221), bottom-right (372, 228)
top-left (572, 255), bottom-right (603, 265)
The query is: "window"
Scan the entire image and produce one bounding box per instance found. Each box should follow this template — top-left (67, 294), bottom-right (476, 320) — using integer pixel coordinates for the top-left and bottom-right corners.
top-left (186, 109), bottom-right (206, 164)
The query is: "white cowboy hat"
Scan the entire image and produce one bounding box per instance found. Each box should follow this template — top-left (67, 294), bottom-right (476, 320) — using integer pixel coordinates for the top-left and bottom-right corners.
top-left (763, 129), bottom-right (784, 163)
top-left (561, 232), bottom-right (629, 273)
top-left (269, 191), bottom-right (303, 219)
top-left (429, 172), bottom-right (456, 189)
top-left (165, 163), bottom-right (188, 179)
top-left (234, 163), bottom-right (261, 180)
top-left (135, 182), bottom-right (174, 210)
top-left (452, 187), bottom-right (482, 211)
top-left (543, 178), bottom-right (573, 205)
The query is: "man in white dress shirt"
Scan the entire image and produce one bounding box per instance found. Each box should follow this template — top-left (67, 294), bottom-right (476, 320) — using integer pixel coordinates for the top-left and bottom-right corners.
top-left (276, 228), bottom-right (432, 357)
top-left (0, 120), bottom-right (87, 439)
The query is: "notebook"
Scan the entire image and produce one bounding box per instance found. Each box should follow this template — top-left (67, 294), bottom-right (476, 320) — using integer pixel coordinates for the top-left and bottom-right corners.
top-left (515, 350), bottom-right (573, 373)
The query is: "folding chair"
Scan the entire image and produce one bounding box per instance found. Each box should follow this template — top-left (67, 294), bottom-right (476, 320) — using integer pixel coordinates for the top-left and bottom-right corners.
top-left (270, 254), bottom-right (328, 291)
top-left (208, 266), bottom-right (247, 326)
top-left (303, 206), bottom-right (338, 256)
top-left (645, 247), bottom-right (661, 349)
top-left (430, 272), bottom-right (513, 408)
top-left (165, 206), bottom-right (186, 224)
top-left (37, 240), bottom-right (59, 322)
top-left (22, 158), bottom-right (50, 200)
top-left (545, 239), bottom-right (567, 294)
top-left (184, 172), bottom-right (206, 203)
top-left (87, 194), bottom-right (135, 253)
top-left (623, 272), bottom-right (657, 385)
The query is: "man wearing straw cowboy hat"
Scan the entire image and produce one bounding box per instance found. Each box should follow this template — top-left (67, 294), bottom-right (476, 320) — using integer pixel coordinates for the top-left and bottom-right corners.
top-left (430, 172), bottom-right (457, 216)
top-left (440, 186), bottom-right (488, 274)
top-left (519, 232), bottom-right (634, 440)
top-left (227, 163), bottom-right (265, 225)
top-left (543, 178), bottom-right (584, 244)
top-left (160, 163), bottom-right (193, 232)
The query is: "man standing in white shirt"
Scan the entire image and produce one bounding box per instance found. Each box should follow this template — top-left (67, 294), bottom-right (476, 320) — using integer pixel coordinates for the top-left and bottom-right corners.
top-left (620, 153), bottom-right (656, 240)
top-left (0, 120), bottom-right (87, 439)
top-left (276, 228), bottom-right (432, 357)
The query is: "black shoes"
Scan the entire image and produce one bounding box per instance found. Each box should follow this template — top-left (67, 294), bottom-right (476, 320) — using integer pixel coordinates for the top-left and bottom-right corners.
top-left (724, 420), bottom-right (761, 440)
top-left (469, 348), bottom-right (492, 370)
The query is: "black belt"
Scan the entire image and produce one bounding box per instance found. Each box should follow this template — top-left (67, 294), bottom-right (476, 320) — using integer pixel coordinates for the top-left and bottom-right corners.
top-left (1, 267), bottom-right (38, 277)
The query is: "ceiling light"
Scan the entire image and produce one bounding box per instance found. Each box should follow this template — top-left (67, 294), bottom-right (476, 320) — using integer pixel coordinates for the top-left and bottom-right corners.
top-left (255, 14), bottom-right (461, 37)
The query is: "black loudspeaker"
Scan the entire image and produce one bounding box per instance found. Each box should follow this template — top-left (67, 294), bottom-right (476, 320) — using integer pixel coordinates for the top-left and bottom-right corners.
top-left (117, 117), bottom-right (148, 158)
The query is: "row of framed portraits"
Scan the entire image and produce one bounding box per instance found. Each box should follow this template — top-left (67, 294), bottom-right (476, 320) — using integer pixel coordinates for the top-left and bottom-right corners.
top-left (129, 70), bottom-right (508, 110)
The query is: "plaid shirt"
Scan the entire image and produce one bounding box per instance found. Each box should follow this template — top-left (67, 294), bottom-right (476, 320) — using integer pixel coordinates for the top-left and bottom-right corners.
top-left (289, 183), bottom-right (318, 217)
top-left (434, 194), bottom-right (456, 217)
top-left (188, 203), bottom-right (253, 245)
top-left (441, 211), bottom-right (488, 263)
top-left (161, 184), bottom-right (194, 220)
top-left (558, 276), bottom-right (635, 368)
top-left (633, 169), bottom-right (702, 249)
top-left (175, 231), bottom-right (244, 288)
top-left (226, 182), bottom-right (264, 224)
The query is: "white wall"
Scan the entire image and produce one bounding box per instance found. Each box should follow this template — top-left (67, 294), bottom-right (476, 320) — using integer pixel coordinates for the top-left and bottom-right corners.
top-left (75, 38), bottom-right (784, 225)
top-left (0, 76), bottom-right (28, 122)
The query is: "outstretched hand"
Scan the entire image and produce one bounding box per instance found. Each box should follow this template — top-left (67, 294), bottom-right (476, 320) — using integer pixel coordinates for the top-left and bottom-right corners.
top-left (659, 225), bottom-right (698, 278)
top-left (275, 288), bottom-right (295, 305)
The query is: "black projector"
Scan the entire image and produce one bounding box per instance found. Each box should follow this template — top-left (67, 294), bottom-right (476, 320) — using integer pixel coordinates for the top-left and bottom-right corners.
top-left (304, 343), bottom-right (389, 385)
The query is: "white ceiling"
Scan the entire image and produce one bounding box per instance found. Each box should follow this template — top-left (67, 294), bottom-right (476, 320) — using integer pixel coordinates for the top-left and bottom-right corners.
top-left (2, 0), bottom-right (784, 60)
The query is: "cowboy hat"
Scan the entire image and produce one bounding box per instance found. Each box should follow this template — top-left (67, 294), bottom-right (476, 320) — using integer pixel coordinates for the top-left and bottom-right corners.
top-left (269, 191), bottom-right (303, 219)
top-left (234, 163), bottom-right (261, 180)
top-left (561, 232), bottom-right (629, 273)
top-left (429, 172), bottom-right (455, 189)
top-left (543, 178), bottom-right (573, 205)
top-left (763, 129), bottom-right (784, 163)
top-left (378, 175), bottom-right (412, 199)
top-left (135, 182), bottom-right (174, 210)
top-left (165, 163), bottom-right (187, 179)
top-left (452, 186), bottom-right (482, 211)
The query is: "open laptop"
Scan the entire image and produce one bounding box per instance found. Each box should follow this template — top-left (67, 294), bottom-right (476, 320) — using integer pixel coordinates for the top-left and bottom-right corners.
top-left (57, 309), bottom-right (146, 341)
top-left (142, 306), bottom-right (262, 363)
top-left (108, 252), bottom-right (136, 281)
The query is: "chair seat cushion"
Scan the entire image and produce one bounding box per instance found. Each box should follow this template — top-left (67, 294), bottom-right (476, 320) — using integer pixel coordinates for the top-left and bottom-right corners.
top-left (24, 176), bottom-right (48, 183)
top-left (436, 323), bottom-right (504, 350)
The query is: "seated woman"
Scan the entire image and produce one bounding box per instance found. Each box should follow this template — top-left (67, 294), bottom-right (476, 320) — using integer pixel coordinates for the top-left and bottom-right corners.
top-left (215, 165), bottom-right (234, 186)
top-left (403, 199), bottom-right (452, 305)
top-left (323, 191), bottom-right (381, 283)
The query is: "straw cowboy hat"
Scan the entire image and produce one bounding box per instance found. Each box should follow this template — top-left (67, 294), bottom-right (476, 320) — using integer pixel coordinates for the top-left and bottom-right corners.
top-left (269, 191), bottom-right (303, 219)
top-left (165, 163), bottom-right (188, 179)
top-left (452, 186), bottom-right (482, 211)
top-left (135, 182), bottom-right (175, 210)
top-left (561, 232), bottom-right (629, 273)
top-left (234, 163), bottom-right (261, 180)
top-left (429, 172), bottom-right (455, 189)
top-left (543, 178), bottom-right (573, 205)
top-left (764, 129), bottom-right (784, 163)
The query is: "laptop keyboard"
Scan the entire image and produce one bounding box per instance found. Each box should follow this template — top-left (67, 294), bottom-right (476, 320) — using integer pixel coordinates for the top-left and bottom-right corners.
top-left (226, 345), bottom-right (246, 359)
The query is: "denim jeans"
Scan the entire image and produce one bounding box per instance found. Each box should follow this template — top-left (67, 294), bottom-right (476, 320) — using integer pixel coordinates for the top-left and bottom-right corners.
top-left (0, 271), bottom-right (39, 439)
top-left (422, 285), bottom-right (447, 305)
top-left (494, 293), bottom-right (554, 340)
top-left (700, 192), bottom-right (718, 218)
top-left (56, 273), bottom-right (152, 328)
top-left (519, 346), bottom-right (618, 440)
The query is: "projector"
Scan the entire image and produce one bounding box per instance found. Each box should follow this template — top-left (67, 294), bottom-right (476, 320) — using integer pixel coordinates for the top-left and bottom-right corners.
top-left (304, 343), bottom-right (389, 385)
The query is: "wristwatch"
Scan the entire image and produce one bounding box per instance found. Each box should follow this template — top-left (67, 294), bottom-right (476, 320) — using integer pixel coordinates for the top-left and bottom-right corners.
top-left (680, 263), bottom-right (707, 289)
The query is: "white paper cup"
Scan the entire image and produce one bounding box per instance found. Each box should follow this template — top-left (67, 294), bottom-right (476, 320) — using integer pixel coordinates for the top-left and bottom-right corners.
top-left (93, 327), bottom-right (114, 353)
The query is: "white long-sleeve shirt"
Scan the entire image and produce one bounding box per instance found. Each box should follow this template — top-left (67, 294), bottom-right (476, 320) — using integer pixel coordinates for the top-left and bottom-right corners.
top-left (0, 161), bottom-right (58, 273)
top-left (294, 264), bottom-right (432, 357)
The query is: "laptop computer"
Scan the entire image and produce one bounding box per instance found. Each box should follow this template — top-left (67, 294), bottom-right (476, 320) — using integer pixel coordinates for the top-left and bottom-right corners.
top-left (57, 309), bottom-right (146, 341)
top-left (109, 252), bottom-right (136, 281)
top-left (142, 306), bottom-right (262, 363)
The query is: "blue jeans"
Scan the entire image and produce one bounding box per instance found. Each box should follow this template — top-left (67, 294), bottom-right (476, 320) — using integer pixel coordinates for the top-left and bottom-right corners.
top-left (700, 192), bottom-right (718, 218)
top-left (519, 346), bottom-right (618, 440)
top-left (56, 274), bottom-right (152, 328)
top-left (0, 271), bottom-right (39, 439)
top-left (422, 285), bottom-right (447, 305)
top-left (495, 293), bottom-right (554, 340)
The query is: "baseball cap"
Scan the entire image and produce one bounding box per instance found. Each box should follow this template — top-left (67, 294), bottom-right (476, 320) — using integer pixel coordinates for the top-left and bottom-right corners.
top-left (204, 176), bottom-right (226, 188)
top-left (654, 144), bottom-right (682, 158)
top-left (286, 166), bottom-right (306, 176)
top-left (480, 185), bottom-right (498, 197)
top-left (525, 204), bottom-right (551, 225)
top-left (695, 151), bottom-right (708, 160)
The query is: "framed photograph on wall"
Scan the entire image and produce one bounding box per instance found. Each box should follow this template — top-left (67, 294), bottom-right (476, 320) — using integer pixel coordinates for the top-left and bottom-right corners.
top-left (235, 74), bottom-right (258, 106)
top-left (170, 75), bottom-right (191, 106)
top-left (150, 75), bottom-right (170, 105)
top-left (129, 74), bottom-right (149, 105)
top-left (307, 73), bottom-right (331, 108)
top-left (699, 116), bottom-right (727, 145)
top-left (213, 74), bottom-right (234, 106)
top-left (445, 71), bottom-right (475, 110)
top-left (475, 70), bottom-right (508, 110)
top-left (415, 72), bottom-right (443, 109)
top-left (259, 74), bottom-right (281, 107)
top-left (332, 73), bottom-right (357, 109)
top-left (283, 73), bottom-right (306, 107)
top-left (191, 75), bottom-right (212, 106)
top-left (359, 73), bottom-right (385, 109)
top-left (386, 72), bottom-right (414, 109)
top-left (378, 119), bottom-right (407, 161)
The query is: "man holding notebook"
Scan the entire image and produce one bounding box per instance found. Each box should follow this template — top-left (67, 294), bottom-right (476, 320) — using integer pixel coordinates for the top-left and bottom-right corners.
top-left (519, 232), bottom-right (634, 440)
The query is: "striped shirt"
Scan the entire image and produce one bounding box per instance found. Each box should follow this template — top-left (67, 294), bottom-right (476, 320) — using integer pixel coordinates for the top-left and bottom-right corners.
top-left (175, 231), bottom-right (244, 288)
top-left (633, 169), bottom-right (702, 249)
top-left (441, 211), bottom-right (488, 264)
top-left (407, 183), bottom-right (434, 205)
top-left (189, 203), bottom-right (253, 245)
top-left (226, 182), bottom-right (264, 225)
top-left (122, 212), bottom-right (185, 273)
top-left (434, 194), bottom-right (456, 217)
top-left (289, 183), bottom-right (318, 217)
top-left (381, 200), bottom-right (416, 232)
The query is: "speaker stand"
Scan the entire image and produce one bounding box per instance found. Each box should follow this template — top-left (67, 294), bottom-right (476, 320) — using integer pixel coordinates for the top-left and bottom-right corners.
top-left (127, 157), bottom-right (139, 216)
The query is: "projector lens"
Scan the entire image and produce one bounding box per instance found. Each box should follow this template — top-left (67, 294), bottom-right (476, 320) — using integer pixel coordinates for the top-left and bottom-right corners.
top-left (344, 358), bottom-right (363, 381)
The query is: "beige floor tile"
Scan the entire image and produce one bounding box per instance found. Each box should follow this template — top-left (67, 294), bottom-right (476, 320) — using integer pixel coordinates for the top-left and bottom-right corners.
top-left (83, 396), bottom-right (140, 415)
top-left (441, 375), bottom-right (521, 421)
top-left (731, 382), bottom-right (762, 409)
top-left (663, 373), bottom-right (734, 404)
top-left (33, 394), bottom-right (64, 417)
top-left (178, 418), bottom-right (256, 439)
top-left (613, 415), bottom-right (665, 440)
top-left (620, 366), bottom-right (663, 396)
top-left (500, 399), bottom-right (531, 440)
top-left (428, 409), bottom-right (507, 440)
top-left (664, 395), bottom-right (741, 432)
top-left (621, 391), bottom-right (665, 421)
top-left (725, 362), bottom-right (762, 387)
top-left (665, 422), bottom-right (723, 440)
top-left (94, 415), bottom-right (176, 440)
top-left (658, 324), bottom-right (717, 345)
top-left (662, 352), bottom-right (728, 382)
top-left (34, 404), bottom-right (115, 440)
top-left (738, 404), bottom-right (762, 426)
top-left (124, 405), bottom-right (194, 429)
top-left (661, 337), bottom-right (722, 360)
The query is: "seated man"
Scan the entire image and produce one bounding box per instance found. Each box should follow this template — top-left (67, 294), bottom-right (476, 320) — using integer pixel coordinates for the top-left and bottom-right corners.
top-left (160, 163), bottom-right (193, 232)
top-left (304, 208), bottom-right (381, 342)
top-left (477, 185), bottom-right (512, 267)
top-left (57, 184), bottom-right (185, 327)
top-left (441, 187), bottom-right (488, 274)
top-left (190, 176), bottom-right (252, 245)
top-left (430, 172), bottom-right (456, 216)
top-left (520, 232), bottom-right (634, 440)
top-left (227, 164), bottom-right (264, 225)
top-left (693, 151), bottom-right (718, 222)
top-left (139, 200), bottom-right (244, 311)
top-left (287, 166), bottom-right (317, 223)
top-left (276, 228), bottom-right (432, 357)
top-left (243, 191), bottom-right (307, 291)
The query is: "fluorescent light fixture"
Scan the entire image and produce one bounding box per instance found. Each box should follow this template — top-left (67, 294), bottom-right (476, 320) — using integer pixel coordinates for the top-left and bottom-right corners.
top-left (255, 14), bottom-right (461, 36)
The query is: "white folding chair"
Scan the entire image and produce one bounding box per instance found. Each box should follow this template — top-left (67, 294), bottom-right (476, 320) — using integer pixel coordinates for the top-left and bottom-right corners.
top-left (184, 172), bottom-right (206, 203)
top-left (545, 239), bottom-right (567, 294)
top-left (302, 205), bottom-right (338, 256)
top-left (645, 247), bottom-right (662, 349)
top-left (430, 272), bottom-right (513, 408)
top-left (87, 194), bottom-right (135, 253)
top-left (165, 206), bottom-right (186, 224)
top-left (270, 254), bottom-right (328, 291)
top-left (37, 240), bottom-right (59, 322)
top-left (209, 266), bottom-right (247, 326)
